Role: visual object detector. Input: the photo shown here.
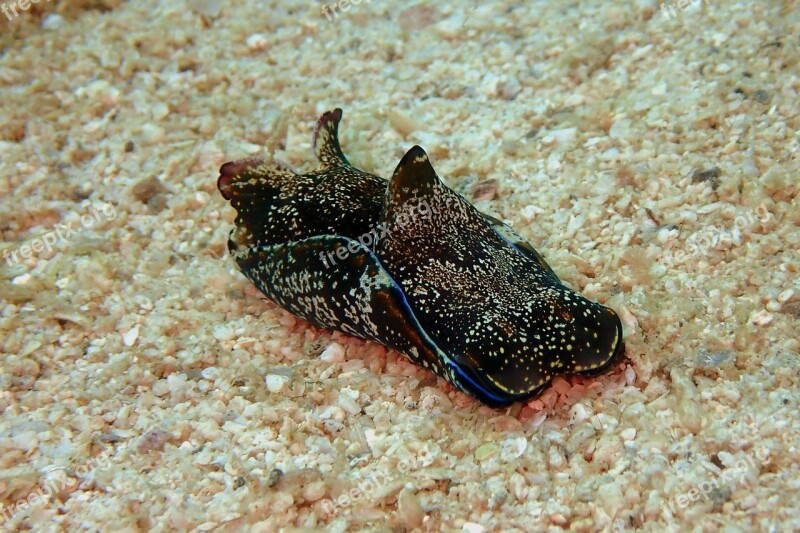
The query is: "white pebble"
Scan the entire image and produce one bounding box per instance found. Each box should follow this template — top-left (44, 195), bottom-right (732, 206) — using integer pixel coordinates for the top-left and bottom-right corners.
top-left (520, 204), bottom-right (543, 221)
top-left (303, 480), bottom-right (326, 502)
top-left (212, 325), bottom-right (235, 341)
top-left (338, 392), bottom-right (361, 415)
top-left (778, 289), bottom-right (794, 303)
top-left (42, 14), bottom-right (66, 30)
top-left (152, 379), bottom-right (169, 397)
top-left (548, 447), bottom-right (565, 468)
top-left (715, 63), bottom-right (733, 74)
top-left (246, 33), bottom-right (269, 51)
top-left (570, 403), bottom-right (591, 424)
top-left (167, 374), bottom-right (188, 396)
top-left (11, 431), bottom-right (38, 452)
top-left (200, 367), bottom-right (220, 380)
top-left (12, 273), bottom-right (31, 285)
top-left (123, 326), bottom-right (139, 347)
top-left (625, 365), bottom-right (636, 385)
top-left (151, 102), bottom-right (170, 120)
top-left (750, 309), bottom-right (773, 326)
top-left (140, 123), bottom-right (165, 144)
top-left (740, 494), bottom-right (757, 509)
top-left (265, 374), bottom-right (288, 393)
top-left (501, 436), bottom-right (528, 461)
top-left (550, 127), bottom-right (577, 147)
top-left (340, 386), bottom-right (359, 401)
top-left (319, 343), bottom-right (345, 363)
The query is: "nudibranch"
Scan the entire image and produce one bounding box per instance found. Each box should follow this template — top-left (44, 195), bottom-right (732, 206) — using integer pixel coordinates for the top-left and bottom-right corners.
top-left (217, 109), bottom-right (624, 407)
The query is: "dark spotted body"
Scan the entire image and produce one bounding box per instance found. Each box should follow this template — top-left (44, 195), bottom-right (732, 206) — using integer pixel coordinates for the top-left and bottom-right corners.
top-left (218, 109), bottom-right (624, 407)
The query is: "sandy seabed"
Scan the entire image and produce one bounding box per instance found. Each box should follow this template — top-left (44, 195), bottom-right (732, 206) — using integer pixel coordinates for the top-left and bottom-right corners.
top-left (1, 0), bottom-right (799, 531)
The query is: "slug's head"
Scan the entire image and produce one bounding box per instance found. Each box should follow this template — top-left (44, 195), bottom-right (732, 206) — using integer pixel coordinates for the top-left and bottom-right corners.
top-left (447, 287), bottom-right (624, 407)
top-left (374, 145), bottom-right (625, 407)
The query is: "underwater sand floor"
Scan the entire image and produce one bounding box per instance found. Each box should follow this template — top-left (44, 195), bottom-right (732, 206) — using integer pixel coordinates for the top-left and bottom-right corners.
top-left (1, 0), bottom-right (799, 531)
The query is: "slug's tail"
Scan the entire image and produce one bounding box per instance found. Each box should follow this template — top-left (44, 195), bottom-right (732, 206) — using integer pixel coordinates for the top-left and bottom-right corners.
top-left (218, 108), bottom-right (383, 260)
top-left (313, 108), bottom-right (350, 169)
top-left (217, 157), bottom-right (297, 201)
top-left (217, 157), bottom-right (305, 253)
